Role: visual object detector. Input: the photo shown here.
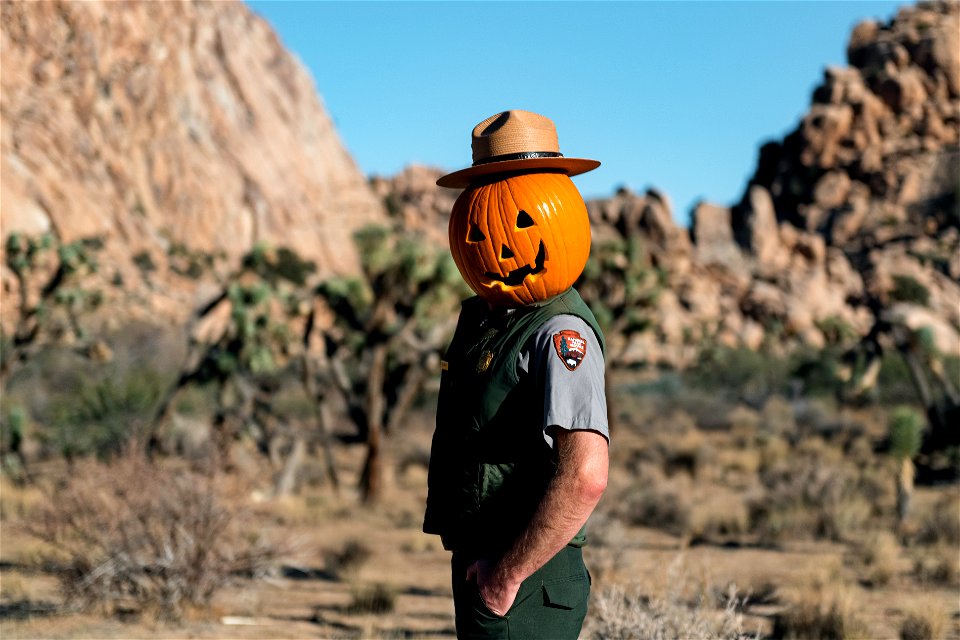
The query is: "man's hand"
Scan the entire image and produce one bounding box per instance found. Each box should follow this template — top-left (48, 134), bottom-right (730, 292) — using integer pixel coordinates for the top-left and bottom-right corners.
top-left (469, 430), bottom-right (607, 612)
top-left (465, 558), bottom-right (521, 616)
top-left (461, 430), bottom-right (607, 618)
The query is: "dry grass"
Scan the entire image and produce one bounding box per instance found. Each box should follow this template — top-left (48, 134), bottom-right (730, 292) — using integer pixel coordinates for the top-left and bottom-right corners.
top-left (0, 473), bottom-right (48, 521)
top-left (849, 531), bottom-right (901, 587)
top-left (688, 492), bottom-right (750, 543)
top-left (899, 605), bottom-right (947, 640)
top-left (585, 558), bottom-right (758, 640)
top-left (912, 544), bottom-right (959, 587)
top-left (748, 445), bottom-right (873, 542)
top-left (759, 396), bottom-right (797, 438)
top-left (773, 583), bottom-right (871, 639)
top-left (345, 582), bottom-right (396, 615)
top-left (914, 492), bottom-right (960, 546)
top-left (18, 449), bottom-right (283, 621)
top-left (621, 470), bottom-right (692, 536)
top-left (4, 369), bottom-right (959, 639)
top-left (324, 539), bottom-right (373, 581)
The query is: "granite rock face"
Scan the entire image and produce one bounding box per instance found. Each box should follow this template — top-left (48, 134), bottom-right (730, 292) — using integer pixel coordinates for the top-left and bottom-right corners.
top-left (1, 0), bottom-right (385, 324)
top-left (369, 165), bottom-right (457, 248)
top-left (617, 1), bottom-right (958, 365)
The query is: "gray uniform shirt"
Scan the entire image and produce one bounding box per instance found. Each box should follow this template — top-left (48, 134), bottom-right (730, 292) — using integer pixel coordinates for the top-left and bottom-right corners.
top-left (516, 314), bottom-right (609, 448)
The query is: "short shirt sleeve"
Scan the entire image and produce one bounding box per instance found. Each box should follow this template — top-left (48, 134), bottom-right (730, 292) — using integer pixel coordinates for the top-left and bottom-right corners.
top-left (517, 314), bottom-right (609, 448)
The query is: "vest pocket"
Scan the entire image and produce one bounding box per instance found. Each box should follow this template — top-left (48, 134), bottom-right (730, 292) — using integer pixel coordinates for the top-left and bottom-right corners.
top-left (479, 462), bottom-right (514, 499)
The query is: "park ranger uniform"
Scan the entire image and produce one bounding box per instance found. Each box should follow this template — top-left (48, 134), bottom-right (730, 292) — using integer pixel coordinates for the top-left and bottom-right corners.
top-left (423, 287), bottom-right (608, 639)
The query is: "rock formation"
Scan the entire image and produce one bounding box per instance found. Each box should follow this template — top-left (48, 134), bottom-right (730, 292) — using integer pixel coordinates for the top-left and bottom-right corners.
top-left (1, 0), bottom-right (386, 326)
top-left (369, 165), bottom-right (457, 248)
top-left (2, 0), bottom-right (956, 371)
top-left (374, 2), bottom-right (959, 368)
top-left (611, 1), bottom-right (959, 366)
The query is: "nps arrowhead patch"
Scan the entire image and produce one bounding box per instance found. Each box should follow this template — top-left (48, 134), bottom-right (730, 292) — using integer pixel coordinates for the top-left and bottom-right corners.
top-left (553, 329), bottom-right (587, 371)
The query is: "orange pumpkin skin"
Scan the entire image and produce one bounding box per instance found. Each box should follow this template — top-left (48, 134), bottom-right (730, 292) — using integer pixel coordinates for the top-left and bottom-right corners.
top-left (449, 172), bottom-right (591, 307)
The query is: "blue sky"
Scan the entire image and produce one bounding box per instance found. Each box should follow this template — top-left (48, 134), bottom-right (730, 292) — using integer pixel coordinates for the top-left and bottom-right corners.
top-left (246, 1), bottom-right (904, 225)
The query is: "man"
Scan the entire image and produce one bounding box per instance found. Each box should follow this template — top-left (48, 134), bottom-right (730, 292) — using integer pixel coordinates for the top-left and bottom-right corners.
top-left (424, 110), bottom-right (609, 639)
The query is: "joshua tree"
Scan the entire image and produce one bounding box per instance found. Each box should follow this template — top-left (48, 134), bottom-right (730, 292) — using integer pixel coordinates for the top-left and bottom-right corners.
top-left (887, 405), bottom-right (925, 527)
top-left (154, 230), bottom-right (467, 503)
top-left (311, 225), bottom-right (468, 503)
top-left (150, 245), bottom-right (322, 490)
top-left (842, 313), bottom-right (958, 462)
top-left (1, 233), bottom-right (104, 386)
top-left (575, 234), bottom-right (664, 365)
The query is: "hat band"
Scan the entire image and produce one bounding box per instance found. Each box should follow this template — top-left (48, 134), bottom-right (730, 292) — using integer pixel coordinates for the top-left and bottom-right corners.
top-left (473, 151), bottom-right (563, 166)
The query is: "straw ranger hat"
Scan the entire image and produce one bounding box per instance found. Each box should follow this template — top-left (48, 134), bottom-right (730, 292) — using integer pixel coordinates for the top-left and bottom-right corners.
top-left (436, 110), bottom-right (600, 188)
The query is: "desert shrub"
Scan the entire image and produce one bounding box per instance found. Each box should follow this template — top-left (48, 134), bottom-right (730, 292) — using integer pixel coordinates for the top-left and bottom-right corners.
top-left (325, 539), bottom-right (373, 580)
top-left (816, 316), bottom-right (859, 349)
top-left (132, 251), bottom-right (156, 273)
top-left (23, 450), bottom-right (279, 621)
top-left (757, 434), bottom-right (791, 472)
top-left (1, 406), bottom-right (28, 480)
top-left (875, 353), bottom-right (922, 405)
top-left (727, 405), bottom-right (761, 441)
top-left (656, 428), bottom-right (710, 479)
top-left (714, 447), bottom-right (761, 478)
top-left (684, 347), bottom-right (792, 406)
top-left (912, 544), bottom-right (959, 587)
top-left (772, 585), bottom-right (869, 639)
top-left (584, 511), bottom-right (630, 551)
top-left (243, 244), bottom-right (316, 286)
top-left (944, 356), bottom-right (960, 391)
top-left (889, 275), bottom-right (930, 306)
top-left (899, 609), bottom-right (946, 640)
top-left (1, 404), bottom-right (26, 451)
top-left (789, 349), bottom-right (849, 398)
top-left (748, 451), bottom-right (872, 542)
top-left (44, 371), bottom-right (165, 459)
top-left (346, 582), bottom-right (396, 614)
top-left (759, 396), bottom-right (797, 438)
top-left (678, 391), bottom-right (739, 432)
top-left (849, 532), bottom-right (900, 587)
top-left (586, 580), bottom-right (756, 640)
top-left (688, 497), bottom-right (750, 543)
top-left (914, 493), bottom-right (960, 546)
top-left (623, 479), bottom-right (692, 536)
top-left (167, 243), bottom-right (220, 279)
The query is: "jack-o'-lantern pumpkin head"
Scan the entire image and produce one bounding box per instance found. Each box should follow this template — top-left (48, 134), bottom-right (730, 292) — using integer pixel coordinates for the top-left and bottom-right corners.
top-left (437, 110), bottom-right (600, 307)
top-left (448, 172), bottom-right (591, 306)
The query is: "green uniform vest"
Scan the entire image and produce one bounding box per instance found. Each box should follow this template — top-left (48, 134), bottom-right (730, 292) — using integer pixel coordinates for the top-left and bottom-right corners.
top-left (423, 287), bottom-right (605, 555)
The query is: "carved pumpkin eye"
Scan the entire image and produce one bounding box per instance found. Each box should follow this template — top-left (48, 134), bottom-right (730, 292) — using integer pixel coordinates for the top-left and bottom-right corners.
top-left (467, 224), bottom-right (486, 243)
top-left (516, 210), bottom-right (535, 229)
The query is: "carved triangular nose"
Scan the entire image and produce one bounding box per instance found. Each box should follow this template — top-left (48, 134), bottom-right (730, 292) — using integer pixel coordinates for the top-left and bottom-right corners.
top-left (500, 245), bottom-right (515, 260)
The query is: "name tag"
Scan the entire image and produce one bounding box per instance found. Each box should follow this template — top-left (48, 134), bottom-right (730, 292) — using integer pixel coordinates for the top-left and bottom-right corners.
top-left (440, 360), bottom-right (449, 371)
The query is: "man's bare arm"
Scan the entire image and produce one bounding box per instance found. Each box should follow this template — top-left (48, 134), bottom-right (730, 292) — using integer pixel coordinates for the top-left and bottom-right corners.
top-left (467, 428), bottom-right (609, 615)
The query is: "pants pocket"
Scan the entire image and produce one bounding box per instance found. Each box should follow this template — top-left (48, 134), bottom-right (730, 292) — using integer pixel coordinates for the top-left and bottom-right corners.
top-left (472, 583), bottom-right (507, 619)
top-left (542, 574), bottom-right (590, 611)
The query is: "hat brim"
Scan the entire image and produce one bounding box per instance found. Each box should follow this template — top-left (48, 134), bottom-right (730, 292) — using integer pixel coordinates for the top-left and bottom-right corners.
top-left (436, 157), bottom-right (600, 189)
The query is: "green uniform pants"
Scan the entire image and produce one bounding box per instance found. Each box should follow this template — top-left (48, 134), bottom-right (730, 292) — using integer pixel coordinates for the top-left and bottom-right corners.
top-left (451, 546), bottom-right (590, 639)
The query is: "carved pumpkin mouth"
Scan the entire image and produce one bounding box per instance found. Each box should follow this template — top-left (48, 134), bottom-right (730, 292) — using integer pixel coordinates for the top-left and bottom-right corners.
top-left (484, 241), bottom-right (546, 287)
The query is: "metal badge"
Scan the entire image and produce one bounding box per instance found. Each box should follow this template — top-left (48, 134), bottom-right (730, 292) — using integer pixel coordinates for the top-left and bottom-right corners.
top-left (476, 351), bottom-right (494, 373)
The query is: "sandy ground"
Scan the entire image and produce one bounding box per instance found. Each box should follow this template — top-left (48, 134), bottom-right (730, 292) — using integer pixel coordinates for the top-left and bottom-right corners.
top-left (2, 398), bottom-right (958, 639)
